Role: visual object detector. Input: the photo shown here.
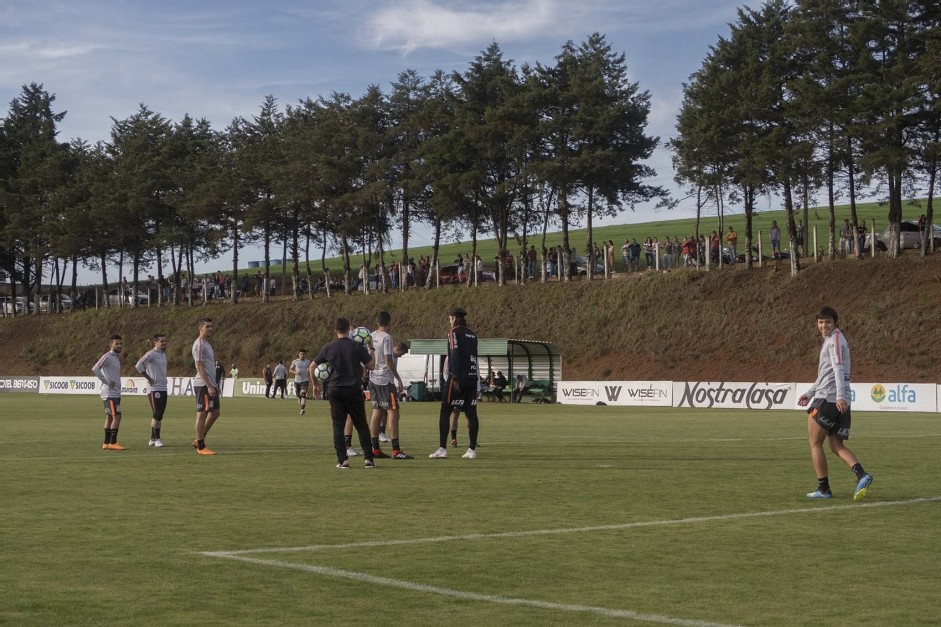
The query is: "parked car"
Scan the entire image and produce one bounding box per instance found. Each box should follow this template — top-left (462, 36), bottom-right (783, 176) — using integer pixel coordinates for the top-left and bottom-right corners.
top-left (870, 220), bottom-right (941, 251)
top-left (3, 296), bottom-right (36, 314)
top-left (107, 288), bottom-right (150, 306)
top-left (39, 294), bottom-right (73, 313)
top-left (438, 264), bottom-right (496, 285)
top-left (574, 256), bottom-right (605, 276)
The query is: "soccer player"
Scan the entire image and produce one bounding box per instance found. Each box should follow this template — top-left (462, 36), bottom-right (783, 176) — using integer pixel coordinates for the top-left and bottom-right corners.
top-left (136, 333), bottom-right (169, 447)
top-left (314, 317), bottom-right (376, 469)
top-left (430, 307), bottom-right (480, 459)
top-left (368, 312), bottom-right (411, 459)
top-left (290, 350), bottom-right (311, 415)
top-left (262, 362), bottom-right (273, 398)
top-left (798, 306), bottom-right (873, 501)
top-left (273, 359), bottom-right (288, 399)
top-left (192, 317), bottom-right (220, 455)
top-left (92, 334), bottom-right (126, 450)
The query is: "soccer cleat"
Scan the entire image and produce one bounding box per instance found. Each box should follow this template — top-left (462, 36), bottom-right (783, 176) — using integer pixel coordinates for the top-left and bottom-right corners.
top-left (108, 442), bottom-right (127, 451)
top-left (450, 437), bottom-right (458, 447)
top-left (853, 474), bottom-right (873, 502)
top-left (806, 490), bottom-right (832, 499)
top-left (429, 447), bottom-right (448, 458)
top-left (197, 447), bottom-right (216, 456)
top-left (392, 449), bottom-right (414, 459)
top-left (461, 448), bottom-right (477, 459)
top-left (346, 447), bottom-right (360, 457)
top-left (153, 439), bottom-right (164, 448)
top-left (300, 408), bottom-right (305, 415)
top-left (378, 433), bottom-right (390, 443)
top-left (364, 459), bottom-right (376, 469)
top-left (336, 460), bottom-right (349, 469)
top-left (101, 443), bottom-right (109, 450)
top-left (148, 438), bottom-right (156, 447)
top-left (372, 449), bottom-right (390, 459)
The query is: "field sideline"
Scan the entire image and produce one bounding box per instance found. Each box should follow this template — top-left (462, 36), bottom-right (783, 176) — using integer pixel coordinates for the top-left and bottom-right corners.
top-left (2, 396), bottom-right (939, 625)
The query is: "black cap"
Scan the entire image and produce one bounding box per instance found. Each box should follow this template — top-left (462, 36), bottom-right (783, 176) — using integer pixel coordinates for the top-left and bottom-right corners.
top-left (449, 307), bottom-right (467, 317)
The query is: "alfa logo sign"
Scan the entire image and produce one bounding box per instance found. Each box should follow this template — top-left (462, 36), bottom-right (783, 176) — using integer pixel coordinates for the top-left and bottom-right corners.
top-left (870, 384), bottom-right (886, 403)
top-left (850, 383), bottom-right (931, 412)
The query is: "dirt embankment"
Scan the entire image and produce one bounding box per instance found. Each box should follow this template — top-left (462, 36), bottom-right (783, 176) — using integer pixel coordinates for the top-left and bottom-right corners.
top-left (2, 254), bottom-right (940, 383)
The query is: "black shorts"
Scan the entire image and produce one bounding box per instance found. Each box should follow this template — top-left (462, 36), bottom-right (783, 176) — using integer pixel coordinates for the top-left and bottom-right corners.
top-left (295, 381), bottom-right (310, 398)
top-left (102, 397), bottom-right (121, 417)
top-left (808, 399), bottom-right (850, 440)
top-left (441, 377), bottom-right (477, 413)
top-left (195, 386), bottom-right (221, 412)
top-left (368, 381), bottom-right (399, 410)
top-left (148, 391), bottom-right (168, 420)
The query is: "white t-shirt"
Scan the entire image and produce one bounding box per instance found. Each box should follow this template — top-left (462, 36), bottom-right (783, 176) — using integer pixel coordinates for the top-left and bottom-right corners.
top-left (369, 330), bottom-right (394, 385)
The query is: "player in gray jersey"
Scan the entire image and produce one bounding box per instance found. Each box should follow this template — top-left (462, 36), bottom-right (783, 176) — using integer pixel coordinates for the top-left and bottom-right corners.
top-left (191, 317), bottom-right (220, 455)
top-left (136, 333), bottom-right (169, 447)
top-left (798, 306), bottom-right (873, 501)
top-left (272, 360), bottom-right (288, 399)
top-left (290, 350), bottom-right (312, 415)
top-left (367, 311), bottom-right (411, 459)
top-left (92, 334), bottom-right (126, 450)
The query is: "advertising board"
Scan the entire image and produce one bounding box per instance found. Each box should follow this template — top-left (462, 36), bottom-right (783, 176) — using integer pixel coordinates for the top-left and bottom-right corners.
top-left (557, 381), bottom-right (672, 406)
top-left (673, 381), bottom-right (797, 410)
top-left (847, 383), bottom-right (937, 412)
top-left (0, 376), bottom-right (40, 393)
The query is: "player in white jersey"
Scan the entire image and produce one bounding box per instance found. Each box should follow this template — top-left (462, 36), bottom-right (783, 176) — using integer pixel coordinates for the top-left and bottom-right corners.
top-left (92, 334), bottom-right (126, 450)
top-left (367, 311), bottom-right (411, 459)
top-left (290, 350), bottom-right (312, 415)
top-left (191, 317), bottom-right (220, 455)
top-left (136, 333), bottom-right (169, 447)
top-left (798, 306), bottom-right (873, 501)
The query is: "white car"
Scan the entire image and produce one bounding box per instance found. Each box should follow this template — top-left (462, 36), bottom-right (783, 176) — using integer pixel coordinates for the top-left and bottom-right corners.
top-left (39, 294), bottom-right (73, 313)
top-left (107, 289), bottom-right (150, 306)
top-left (2, 296), bottom-right (35, 314)
top-left (870, 220), bottom-right (941, 251)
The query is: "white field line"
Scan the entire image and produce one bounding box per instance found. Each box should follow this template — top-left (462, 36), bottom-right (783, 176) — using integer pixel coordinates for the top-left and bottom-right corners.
top-left (213, 496), bottom-right (941, 556)
top-left (203, 553), bottom-right (740, 627)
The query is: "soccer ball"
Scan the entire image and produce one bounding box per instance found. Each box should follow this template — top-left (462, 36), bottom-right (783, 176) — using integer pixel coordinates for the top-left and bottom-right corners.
top-left (313, 362), bottom-right (333, 382)
top-left (350, 326), bottom-right (372, 345)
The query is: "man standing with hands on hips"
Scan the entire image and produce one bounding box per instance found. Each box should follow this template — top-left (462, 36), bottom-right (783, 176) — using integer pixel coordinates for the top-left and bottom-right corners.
top-left (430, 307), bottom-right (480, 460)
top-left (92, 334), bottom-right (126, 450)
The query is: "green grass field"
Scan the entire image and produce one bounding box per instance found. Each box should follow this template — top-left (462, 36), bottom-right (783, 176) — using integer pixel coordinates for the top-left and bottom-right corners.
top-left (2, 395), bottom-right (939, 626)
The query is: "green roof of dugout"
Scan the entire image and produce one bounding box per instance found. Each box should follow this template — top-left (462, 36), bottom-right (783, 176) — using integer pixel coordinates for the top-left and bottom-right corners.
top-left (407, 339), bottom-right (560, 392)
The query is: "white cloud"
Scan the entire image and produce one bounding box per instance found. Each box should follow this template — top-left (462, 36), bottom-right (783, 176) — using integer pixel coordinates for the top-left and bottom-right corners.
top-left (365, 0), bottom-right (560, 53)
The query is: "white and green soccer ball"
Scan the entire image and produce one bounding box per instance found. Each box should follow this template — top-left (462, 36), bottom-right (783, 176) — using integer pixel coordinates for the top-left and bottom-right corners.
top-left (350, 326), bottom-right (372, 345)
top-left (313, 362), bottom-right (333, 382)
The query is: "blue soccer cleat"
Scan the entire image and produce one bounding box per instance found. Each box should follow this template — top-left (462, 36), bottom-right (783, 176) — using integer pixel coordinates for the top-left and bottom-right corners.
top-left (806, 490), bottom-right (833, 499)
top-left (853, 474), bottom-right (873, 502)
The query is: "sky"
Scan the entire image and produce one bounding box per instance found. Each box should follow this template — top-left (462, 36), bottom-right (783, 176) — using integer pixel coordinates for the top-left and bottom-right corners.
top-left (0, 0), bottom-right (769, 283)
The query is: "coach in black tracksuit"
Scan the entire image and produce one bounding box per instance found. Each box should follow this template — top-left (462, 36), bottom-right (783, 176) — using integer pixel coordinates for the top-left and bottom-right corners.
top-left (438, 307), bottom-right (480, 454)
top-left (314, 317), bottom-right (375, 467)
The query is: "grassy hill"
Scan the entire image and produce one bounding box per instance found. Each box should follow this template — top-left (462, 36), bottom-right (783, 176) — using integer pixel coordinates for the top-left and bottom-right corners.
top-left (2, 252), bottom-right (940, 383)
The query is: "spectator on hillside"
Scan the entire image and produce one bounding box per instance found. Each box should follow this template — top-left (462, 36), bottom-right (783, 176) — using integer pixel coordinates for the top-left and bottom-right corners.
top-left (627, 239), bottom-right (641, 272)
top-left (661, 237), bottom-right (673, 270)
top-left (643, 237), bottom-right (654, 269)
top-left (857, 221), bottom-right (868, 258)
top-left (620, 239), bottom-right (630, 272)
top-left (269, 277), bottom-right (276, 296)
top-left (918, 214), bottom-right (927, 248)
top-left (770, 220), bottom-right (782, 259)
top-left (796, 220), bottom-right (805, 257)
top-left (606, 240), bottom-right (616, 274)
top-left (548, 246), bottom-right (558, 278)
top-left (839, 219), bottom-right (850, 255)
top-left (230, 364), bottom-right (239, 380)
top-left (527, 245), bottom-right (537, 279)
top-left (569, 247), bottom-right (578, 278)
top-left (726, 226), bottom-right (738, 263)
top-left (711, 231), bottom-right (720, 265)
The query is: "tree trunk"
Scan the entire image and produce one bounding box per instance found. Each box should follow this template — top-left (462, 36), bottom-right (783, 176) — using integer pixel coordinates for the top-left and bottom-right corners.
top-left (744, 185), bottom-right (754, 270)
top-left (559, 194), bottom-right (571, 282)
top-left (100, 253), bottom-right (110, 308)
top-left (400, 197), bottom-right (410, 293)
top-left (847, 140), bottom-right (861, 257)
top-left (305, 228), bottom-right (314, 300)
top-left (321, 230), bottom-right (331, 299)
top-left (231, 227), bottom-right (240, 305)
top-left (784, 180), bottom-right (801, 278)
top-left (585, 185), bottom-right (595, 280)
top-left (426, 218), bottom-right (441, 290)
top-left (263, 227), bottom-right (271, 304)
top-left (341, 236), bottom-right (352, 295)
top-left (291, 212), bottom-right (300, 302)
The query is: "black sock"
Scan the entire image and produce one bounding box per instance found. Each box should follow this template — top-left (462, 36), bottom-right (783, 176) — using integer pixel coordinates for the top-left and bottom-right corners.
top-left (818, 477), bottom-right (831, 493)
top-left (104, 429), bottom-right (110, 444)
top-left (197, 439), bottom-right (205, 450)
top-left (371, 437), bottom-right (380, 449)
top-left (450, 429), bottom-right (457, 440)
top-left (392, 438), bottom-right (400, 451)
top-left (152, 427), bottom-right (160, 439)
top-left (111, 429), bottom-right (119, 444)
top-left (345, 434), bottom-right (352, 447)
top-left (851, 463), bottom-right (866, 480)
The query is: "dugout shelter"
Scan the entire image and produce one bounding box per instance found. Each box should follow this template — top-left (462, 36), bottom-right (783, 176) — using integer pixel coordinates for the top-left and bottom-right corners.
top-left (405, 338), bottom-right (561, 402)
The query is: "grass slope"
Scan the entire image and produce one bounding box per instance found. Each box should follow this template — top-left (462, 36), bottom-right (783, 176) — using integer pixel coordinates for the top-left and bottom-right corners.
top-left (2, 396), bottom-right (939, 625)
top-left (2, 252), bottom-right (940, 383)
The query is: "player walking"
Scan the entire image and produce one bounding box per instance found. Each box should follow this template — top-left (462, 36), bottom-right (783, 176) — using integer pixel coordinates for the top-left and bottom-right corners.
top-left (797, 306), bottom-right (873, 500)
top-left (430, 307), bottom-right (480, 459)
top-left (136, 333), bottom-right (169, 447)
top-left (272, 360), bottom-right (288, 399)
top-left (290, 350), bottom-right (311, 415)
top-left (192, 317), bottom-right (220, 455)
top-left (92, 334), bottom-right (126, 450)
